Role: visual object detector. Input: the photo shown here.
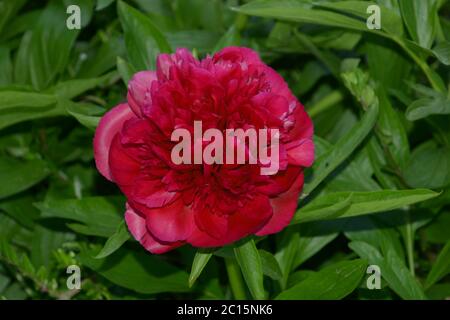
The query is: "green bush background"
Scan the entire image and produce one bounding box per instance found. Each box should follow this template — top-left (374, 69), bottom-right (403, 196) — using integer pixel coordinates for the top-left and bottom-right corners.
top-left (0, 0), bottom-right (449, 300)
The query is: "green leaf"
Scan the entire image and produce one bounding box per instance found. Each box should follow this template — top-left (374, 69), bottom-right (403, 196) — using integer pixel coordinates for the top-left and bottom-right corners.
top-left (234, 239), bottom-right (265, 300)
top-left (293, 189), bottom-right (439, 224)
top-left (376, 88), bottom-right (410, 169)
top-left (14, 2), bottom-right (80, 90)
top-left (361, 45), bottom-right (411, 169)
top-left (275, 231), bottom-right (299, 289)
top-left (423, 211), bottom-right (450, 244)
top-left (0, 90), bottom-right (66, 130)
top-left (432, 41), bottom-right (450, 65)
top-left (35, 196), bottom-right (123, 237)
top-left (116, 56), bottom-right (136, 85)
top-left (399, 0), bottom-right (439, 49)
top-left (31, 224), bottom-right (74, 268)
top-left (189, 250), bottom-right (213, 287)
top-left (213, 25), bottom-right (240, 53)
top-left (0, 101), bottom-right (66, 131)
top-left (275, 259), bottom-right (367, 300)
top-left (166, 30), bottom-right (219, 53)
top-left (259, 250), bottom-right (283, 281)
top-left (313, 136), bottom-right (381, 192)
top-left (425, 241), bottom-right (450, 289)
top-left (0, 46), bottom-right (13, 86)
top-left (0, 157), bottom-right (50, 199)
top-left (80, 245), bottom-right (189, 294)
top-left (78, 33), bottom-right (125, 78)
top-left (0, 0), bottom-right (26, 36)
top-left (233, 0), bottom-right (378, 34)
top-left (96, 0), bottom-right (115, 11)
top-left (95, 221), bottom-right (130, 259)
top-left (0, 91), bottom-right (56, 110)
top-left (294, 221), bottom-right (341, 268)
top-left (426, 283), bottom-right (450, 300)
top-left (404, 141), bottom-right (450, 189)
top-left (304, 104), bottom-right (379, 194)
top-left (117, 0), bottom-right (171, 70)
top-left (49, 72), bottom-right (116, 99)
top-left (64, 100), bottom-right (103, 130)
top-left (315, 1), bottom-right (404, 36)
top-left (0, 196), bottom-right (39, 229)
top-left (344, 215), bottom-right (406, 263)
top-left (294, 193), bottom-right (353, 223)
top-left (406, 95), bottom-right (450, 121)
top-left (349, 241), bottom-right (426, 300)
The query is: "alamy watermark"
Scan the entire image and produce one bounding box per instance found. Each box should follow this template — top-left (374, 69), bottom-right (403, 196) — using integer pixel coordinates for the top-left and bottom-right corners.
top-left (66, 265), bottom-right (81, 290)
top-left (171, 121), bottom-right (280, 175)
top-left (367, 5), bottom-right (381, 30)
top-left (66, 5), bottom-right (81, 30)
top-left (366, 265), bottom-right (381, 290)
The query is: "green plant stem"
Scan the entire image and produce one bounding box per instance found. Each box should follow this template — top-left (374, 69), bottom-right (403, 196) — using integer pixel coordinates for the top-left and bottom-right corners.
top-left (308, 90), bottom-right (344, 117)
top-left (405, 212), bottom-right (415, 277)
top-left (224, 258), bottom-right (247, 300)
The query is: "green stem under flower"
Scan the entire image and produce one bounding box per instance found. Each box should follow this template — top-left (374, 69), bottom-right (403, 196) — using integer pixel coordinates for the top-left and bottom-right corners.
top-left (225, 257), bottom-right (247, 300)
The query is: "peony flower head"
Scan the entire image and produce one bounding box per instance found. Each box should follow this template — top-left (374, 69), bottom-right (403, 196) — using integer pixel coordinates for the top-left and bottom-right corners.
top-left (94, 47), bottom-right (314, 254)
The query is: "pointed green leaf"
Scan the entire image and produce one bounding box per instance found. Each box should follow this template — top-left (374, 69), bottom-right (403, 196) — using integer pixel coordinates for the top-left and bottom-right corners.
top-left (234, 239), bottom-right (265, 300)
top-left (349, 241), bottom-right (426, 299)
top-left (80, 246), bottom-right (189, 294)
top-left (0, 157), bottom-right (50, 199)
top-left (425, 241), bottom-right (450, 289)
top-left (95, 221), bottom-right (130, 259)
top-left (304, 104), bottom-right (379, 195)
top-left (118, 1), bottom-right (171, 70)
top-left (259, 250), bottom-right (283, 281)
top-left (293, 189), bottom-right (439, 224)
top-left (275, 259), bottom-right (367, 300)
top-left (189, 250), bottom-right (213, 287)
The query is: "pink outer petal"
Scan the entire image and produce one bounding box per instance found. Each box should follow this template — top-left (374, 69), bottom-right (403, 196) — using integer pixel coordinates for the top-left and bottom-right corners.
top-left (127, 71), bottom-right (157, 117)
top-left (286, 139), bottom-right (315, 167)
top-left (131, 177), bottom-right (179, 208)
top-left (108, 134), bottom-right (141, 193)
top-left (145, 198), bottom-right (195, 243)
top-left (256, 172), bottom-right (304, 236)
top-left (94, 103), bottom-right (135, 181)
top-left (125, 203), bottom-right (182, 254)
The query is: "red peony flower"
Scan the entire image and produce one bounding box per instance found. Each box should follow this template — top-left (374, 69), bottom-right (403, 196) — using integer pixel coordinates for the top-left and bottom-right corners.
top-left (94, 47), bottom-right (314, 254)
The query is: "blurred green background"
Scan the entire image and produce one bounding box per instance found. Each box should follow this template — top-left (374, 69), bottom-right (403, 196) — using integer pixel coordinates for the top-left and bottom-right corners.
top-left (0, 0), bottom-right (449, 300)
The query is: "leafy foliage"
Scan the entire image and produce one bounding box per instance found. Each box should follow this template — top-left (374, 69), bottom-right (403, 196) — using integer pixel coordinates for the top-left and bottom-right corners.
top-left (0, 0), bottom-right (449, 300)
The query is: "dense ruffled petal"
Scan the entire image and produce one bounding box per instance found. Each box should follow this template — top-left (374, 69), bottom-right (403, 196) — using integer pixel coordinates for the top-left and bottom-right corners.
top-left (256, 172), bottom-right (304, 236)
top-left (188, 194), bottom-right (272, 247)
top-left (194, 206), bottom-right (228, 240)
top-left (131, 176), bottom-right (179, 208)
top-left (94, 103), bottom-right (135, 181)
top-left (145, 198), bottom-right (195, 243)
